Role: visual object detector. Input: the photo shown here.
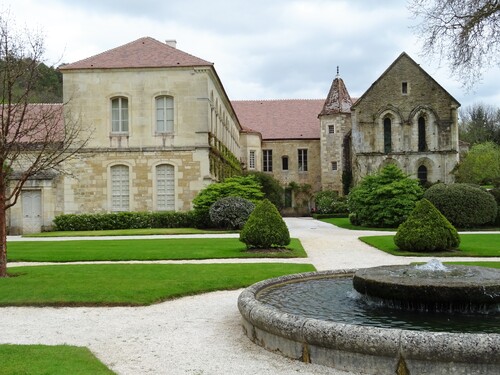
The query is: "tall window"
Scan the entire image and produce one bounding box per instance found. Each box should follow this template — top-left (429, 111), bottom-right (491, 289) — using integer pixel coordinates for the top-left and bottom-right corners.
top-left (331, 161), bottom-right (338, 171)
top-left (111, 97), bottom-right (129, 133)
top-left (383, 117), bottom-right (392, 154)
top-left (282, 156), bottom-right (289, 171)
top-left (418, 165), bottom-right (428, 185)
top-left (418, 116), bottom-right (427, 152)
top-left (156, 164), bottom-right (175, 211)
top-left (402, 81), bottom-right (408, 94)
top-left (328, 125), bottom-right (335, 134)
top-left (110, 165), bottom-right (129, 211)
top-left (248, 150), bottom-right (256, 169)
top-left (298, 149), bottom-right (308, 172)
top-left (263, 150), bottom-right (273, 172)
top-left (156, 96), bottom-right (174, 133)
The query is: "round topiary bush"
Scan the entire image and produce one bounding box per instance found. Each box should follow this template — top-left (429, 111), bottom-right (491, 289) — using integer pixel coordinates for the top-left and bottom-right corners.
top-left (239, 199), bottom-right (290, 249)
top-left (209, 196), bottom-right (255, 230)
top-left (423, 183), bottom-right (497, 228)
top-left (394, 199), bottom-right (460, 252)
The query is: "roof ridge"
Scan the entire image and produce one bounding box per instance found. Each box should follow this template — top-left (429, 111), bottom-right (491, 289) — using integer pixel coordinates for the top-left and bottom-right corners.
top-left (231, 98), bottom-right (325, 102)
top-left (60, 36), bottom-right (212, 70)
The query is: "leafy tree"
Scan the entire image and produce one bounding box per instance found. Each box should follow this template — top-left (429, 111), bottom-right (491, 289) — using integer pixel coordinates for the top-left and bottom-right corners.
top-left (348, 164), bottom-right (424, 228)
top-left (409, 0), bottom-right (500, 88)
top-left (0, 59), bottom-right (62, 103)
top-left (394, 198), bottom-right (460, 252)
top-left (239, 199), bottom-right (290, 249)
top-left (244, 171), bottom-right (284, 209)
top-left (459, 104), bottom-right (500, 145)
top-left (0, 14), bottom-right (89, 277)
top-left (193, 175), bottom-right (264, 212)
top-left (454, 142), bottom-right (500, 184)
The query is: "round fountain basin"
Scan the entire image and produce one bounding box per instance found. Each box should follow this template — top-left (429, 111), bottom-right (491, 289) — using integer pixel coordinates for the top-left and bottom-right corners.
top-left (238, 270), bottom-right (500, 375)
top-left (353, 264), bottom-right (500, 311)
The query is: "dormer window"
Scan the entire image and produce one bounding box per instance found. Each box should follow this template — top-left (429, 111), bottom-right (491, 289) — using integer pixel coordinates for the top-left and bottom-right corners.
top-left (402, 81), bottom-right (408, 95)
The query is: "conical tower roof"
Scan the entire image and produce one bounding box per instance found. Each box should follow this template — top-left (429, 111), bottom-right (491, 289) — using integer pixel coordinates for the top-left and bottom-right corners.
top-left (319, 68), bottom-right (353, 116)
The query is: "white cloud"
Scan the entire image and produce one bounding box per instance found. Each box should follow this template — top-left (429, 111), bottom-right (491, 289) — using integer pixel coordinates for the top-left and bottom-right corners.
top-left (1, 0), bottom-right (498, 108)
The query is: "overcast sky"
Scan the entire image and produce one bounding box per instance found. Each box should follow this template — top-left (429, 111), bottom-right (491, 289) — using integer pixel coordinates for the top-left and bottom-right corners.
top-left (3, 0), bottom-right (499, 109)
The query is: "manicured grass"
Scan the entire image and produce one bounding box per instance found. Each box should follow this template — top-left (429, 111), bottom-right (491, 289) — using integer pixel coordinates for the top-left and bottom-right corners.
top-left (444, 261), bottom-right (500, 268)
top-left (360, 233), bottom-right (500, 257)
top-left (320, 217), bottom-right (396, 231)
top-left (25, 228), bottom-right (235, 237)
top-left (0, 344), bottom-right (114, 374)
top-left (7, 238), bottom-right (306, 262)
top-left (1, 263), bottom-right (315, 306)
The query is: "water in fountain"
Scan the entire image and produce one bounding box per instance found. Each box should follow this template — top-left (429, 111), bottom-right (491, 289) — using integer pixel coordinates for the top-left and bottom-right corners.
top-left (257, 261), bottom-right (500, 333)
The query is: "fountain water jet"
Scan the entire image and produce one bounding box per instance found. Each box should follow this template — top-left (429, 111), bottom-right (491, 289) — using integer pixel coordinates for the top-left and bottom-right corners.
top-left (238, 264), bottom-right (500, 374)
top-left (353, 260), bottom-right (500, 313)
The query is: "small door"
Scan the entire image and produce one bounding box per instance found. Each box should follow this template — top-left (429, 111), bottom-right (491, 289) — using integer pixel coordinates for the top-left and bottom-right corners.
top-left (22, 190), bottom-right (42, 234)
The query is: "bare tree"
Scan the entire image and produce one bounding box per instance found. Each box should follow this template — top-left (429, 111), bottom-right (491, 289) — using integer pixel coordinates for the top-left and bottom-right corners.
top-left (408, 0), bottom-right (500, 88)
top-left (0, 14), bottom-right (89, 277)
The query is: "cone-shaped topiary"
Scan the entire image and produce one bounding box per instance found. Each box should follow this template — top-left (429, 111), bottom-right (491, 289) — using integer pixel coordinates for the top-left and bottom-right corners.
top-left (394, 198), bottom-right (460, 252)
top-left (240, 199), bottom-right (290, 249)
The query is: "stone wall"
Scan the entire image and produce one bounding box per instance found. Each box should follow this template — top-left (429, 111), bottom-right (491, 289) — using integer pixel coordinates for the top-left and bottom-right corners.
top-left (351, 53), bottom-right (459, 183)
top-left (320, 113), bottom-right (351, 194)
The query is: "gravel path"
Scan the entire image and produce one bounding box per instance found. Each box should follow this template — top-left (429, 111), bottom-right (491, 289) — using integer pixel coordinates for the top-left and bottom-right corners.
top-left (1, 218), bottom-right (498, 374)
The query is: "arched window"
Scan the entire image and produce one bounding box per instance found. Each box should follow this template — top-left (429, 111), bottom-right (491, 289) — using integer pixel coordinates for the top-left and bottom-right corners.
top-left (156, 96), bottom-right (174, 133)
top-left (110, 165), bottom-right (129, 211)
top-left (418, 165), bottom-right (428, 185)
top-left (418, 116), bottom-right (427, 151)
top-left (383, 117), bottom-right (392, 154)
top-left (156, 164), bottom-right (175, 211)
top-left (111, 97), bottom-right (129, 133)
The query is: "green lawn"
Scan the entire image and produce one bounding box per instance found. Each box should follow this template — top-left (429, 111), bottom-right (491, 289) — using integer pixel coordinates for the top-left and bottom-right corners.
top-left (25, 227), bottom-right (234, 237)
top-left (1, 263), bottom-right (315, 306)
top-left (0, 344), bottom-right (114, 374)
top-left (360, 233), bottom-right (500, 257)
top-left (7, 238), bottom-right (306, 262)
top-left (320, 217), bottom-right (396, 231)
top-left (443, 261), bottom-right (500, 268)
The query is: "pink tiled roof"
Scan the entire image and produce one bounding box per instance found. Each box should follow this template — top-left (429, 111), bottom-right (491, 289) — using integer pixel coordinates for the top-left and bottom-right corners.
top-left (231, 99), bottom-right (325, 140)
top-left (2, 103), bottom-right (64, 143)
top-left (60, 37), bottom-right (213, 70)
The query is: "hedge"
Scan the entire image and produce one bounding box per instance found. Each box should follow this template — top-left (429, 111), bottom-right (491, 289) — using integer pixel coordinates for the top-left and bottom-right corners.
top-left (53, 211), bottom-right (197, 231)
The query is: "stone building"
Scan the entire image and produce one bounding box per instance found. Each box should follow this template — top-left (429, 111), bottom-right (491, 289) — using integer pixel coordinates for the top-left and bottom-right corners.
top-left (8, 38), bottom-right (460, 233)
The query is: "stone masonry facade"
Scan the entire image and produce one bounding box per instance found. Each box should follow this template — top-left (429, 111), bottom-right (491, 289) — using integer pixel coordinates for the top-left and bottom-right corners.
top-left (9, 40), bottom-right (460, 233)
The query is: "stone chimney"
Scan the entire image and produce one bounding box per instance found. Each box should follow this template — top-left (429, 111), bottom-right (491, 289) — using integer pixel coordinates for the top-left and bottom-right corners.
top-left (165, 40), bottom-right (177, 48)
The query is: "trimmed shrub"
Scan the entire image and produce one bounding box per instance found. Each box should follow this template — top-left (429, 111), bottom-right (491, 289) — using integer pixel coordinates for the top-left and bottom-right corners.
top-left (240, 199), bottom-right (290, 249)
top-left (315, 190), bottom-right (349, 215)
top-left (209, 196), bottom-right (255, 230)
top-left (53, 211), bottom-right (194, 231)
top-left (348, 164), bottom-right (424, 228)
top-left (423, 183), bottom-right (497, 228)
top-left (488, 188), bottom-right (500, 226)
top-left (394, 199), bottom-right (460, 252)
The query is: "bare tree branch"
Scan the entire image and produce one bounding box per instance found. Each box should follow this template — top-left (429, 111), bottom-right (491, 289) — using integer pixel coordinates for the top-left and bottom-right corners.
top-left (0, 13), bottom-right (92, 277)
top-left (409, 0), bottom-right (500, 89)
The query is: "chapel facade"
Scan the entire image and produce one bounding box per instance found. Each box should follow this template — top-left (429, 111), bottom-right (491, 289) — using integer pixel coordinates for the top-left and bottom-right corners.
top-left (7, 38), bottom-right (460, 233)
